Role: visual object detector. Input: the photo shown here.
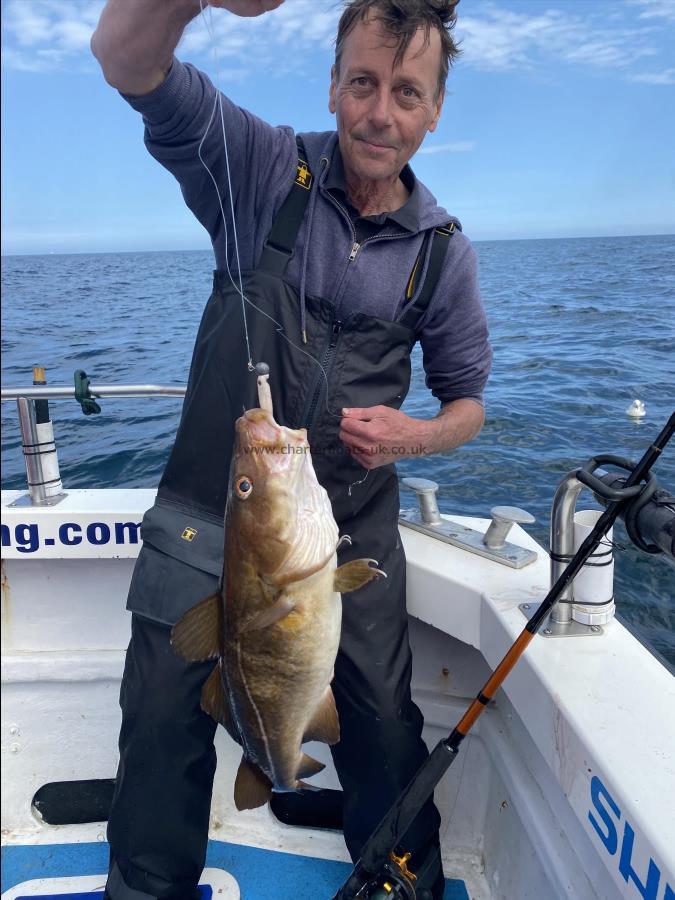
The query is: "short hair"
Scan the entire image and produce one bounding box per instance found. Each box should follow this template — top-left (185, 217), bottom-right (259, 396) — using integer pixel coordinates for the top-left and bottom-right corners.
top-left (334, 0), bottom-right (461, 98)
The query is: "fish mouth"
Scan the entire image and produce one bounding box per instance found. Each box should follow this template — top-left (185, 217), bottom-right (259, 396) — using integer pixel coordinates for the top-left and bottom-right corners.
top-left (239, 408), bottom-right (308, 453)
top-left (234, 408), bottom-right (338, 583)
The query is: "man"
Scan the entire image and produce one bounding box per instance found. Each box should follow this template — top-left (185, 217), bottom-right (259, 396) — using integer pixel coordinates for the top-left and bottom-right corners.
top-left (92, 1), bottom-right (491, 898)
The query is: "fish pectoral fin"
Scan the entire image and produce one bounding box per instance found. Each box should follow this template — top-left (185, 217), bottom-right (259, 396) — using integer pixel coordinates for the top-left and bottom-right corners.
top-left (201, 664), bottom-right (239, 743)
top-left (303, 686), bottom-right (340, 745)
top-left (333, 559), bottom-right (386, 594)
top-left (171, 592), bottom-right (221, 661)
top-left (297, 753), bottom-right (325, 779)
top-left (234, 756), bottom-right (273, 811)
top-left (241, 595), bottom-right (296, 632)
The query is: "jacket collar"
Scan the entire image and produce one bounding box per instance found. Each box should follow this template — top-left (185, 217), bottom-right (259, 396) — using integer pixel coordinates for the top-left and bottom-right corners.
top-left (322, 141), bottom-right (419, 232)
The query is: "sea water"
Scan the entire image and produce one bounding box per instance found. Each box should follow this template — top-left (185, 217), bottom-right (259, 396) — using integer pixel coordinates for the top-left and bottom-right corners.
top-left (2, 234), bottom-right (674, 663)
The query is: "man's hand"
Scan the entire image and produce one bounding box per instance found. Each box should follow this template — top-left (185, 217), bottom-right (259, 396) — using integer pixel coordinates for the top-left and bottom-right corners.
top-left (340, 406), bottom-right (432, 470)
top-left (208, 0), bottom-right (285, 15)
top-left (92, 0), bottom-right (285, 96)
top-left (339, 399), bottom-right (485, 470)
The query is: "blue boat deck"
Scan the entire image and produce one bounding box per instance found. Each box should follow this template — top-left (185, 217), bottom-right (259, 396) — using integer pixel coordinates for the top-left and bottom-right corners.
top-left (1, 840), bottom-right (470, 899)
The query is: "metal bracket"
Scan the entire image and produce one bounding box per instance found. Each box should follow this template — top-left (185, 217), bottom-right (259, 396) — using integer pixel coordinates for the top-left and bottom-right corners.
top-left (518, 603), bottom-right (604, 637)
top-left (8, 492), bottom-right (68, 508)
top-left (400, 477), bottom-right (538, 568)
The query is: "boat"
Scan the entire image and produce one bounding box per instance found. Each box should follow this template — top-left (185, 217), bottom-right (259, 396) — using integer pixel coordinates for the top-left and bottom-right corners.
top-left (1, 381), bottom-right (674, 899)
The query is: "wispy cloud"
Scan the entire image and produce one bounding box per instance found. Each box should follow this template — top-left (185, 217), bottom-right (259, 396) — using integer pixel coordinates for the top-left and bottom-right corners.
top-left (0, 0), bottom-right (340, 75)
top-left (628, 66), bottom-right (675, 83)
top-left (1, 0), bottom-right (104, 71)
top-left (457, 2), bottom-right (664, 75)
top-left (1, 0), bottom-right (673, 88)
top-left (180, 1), bottom-right (339, 66)
top-left (628, 0), bottom-right (675, 22)
top-left (418, 140), bottom-right (476, 155)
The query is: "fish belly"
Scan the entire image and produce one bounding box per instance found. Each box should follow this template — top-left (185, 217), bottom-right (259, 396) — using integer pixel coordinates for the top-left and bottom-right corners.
top-left (226, 580), bottom-right (341, 789)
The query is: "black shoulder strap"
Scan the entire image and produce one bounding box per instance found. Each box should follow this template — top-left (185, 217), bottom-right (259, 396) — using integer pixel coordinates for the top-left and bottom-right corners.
top-left (399, 222), bottom-right (456, 330)
top-left (258, 136), bottom-right (314, 277)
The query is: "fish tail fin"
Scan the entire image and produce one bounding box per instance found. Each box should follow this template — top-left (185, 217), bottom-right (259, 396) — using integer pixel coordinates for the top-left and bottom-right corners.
top-left (171, 592), bottom-right (221, 661)
top-left (234, 756), bottom-right (273, 811)
top-left (297, 752), bottom-right (325, 779)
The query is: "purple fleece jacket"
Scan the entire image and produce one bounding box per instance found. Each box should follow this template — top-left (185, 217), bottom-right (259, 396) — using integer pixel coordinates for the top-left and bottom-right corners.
top-left (124, 60), bottom-right (492, 405)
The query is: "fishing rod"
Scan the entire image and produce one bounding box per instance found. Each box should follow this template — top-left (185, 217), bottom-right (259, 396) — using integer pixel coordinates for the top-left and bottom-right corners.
top-left (333, 411), bottom-right (675, 900)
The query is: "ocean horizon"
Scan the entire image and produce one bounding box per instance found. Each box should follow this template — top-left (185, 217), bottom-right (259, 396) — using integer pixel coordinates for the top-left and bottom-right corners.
top-left (3, 230), bottom-right (675, 259)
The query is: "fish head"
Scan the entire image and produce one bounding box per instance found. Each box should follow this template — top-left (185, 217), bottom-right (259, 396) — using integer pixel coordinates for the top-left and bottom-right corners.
top-left (227, 408), bottom-right (339, 581)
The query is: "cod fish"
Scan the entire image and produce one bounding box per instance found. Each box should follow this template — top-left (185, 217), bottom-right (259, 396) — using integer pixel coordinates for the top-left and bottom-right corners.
top-left (171, 406), bottom-right (383, 810)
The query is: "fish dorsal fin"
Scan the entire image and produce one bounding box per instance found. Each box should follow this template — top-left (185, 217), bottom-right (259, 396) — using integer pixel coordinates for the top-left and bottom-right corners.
top-left (234, 756), bottom-right (273, 811)
top-left (171, 592), bottom-right (221, 661)
top-left (334, 558), bottom-right (385, 594)
top-left (297, 753), bottom-right (325, 779)
top-left (303, 686), bottom-right (340, 745)
top-left (200, 664), bottom-right (240, 743)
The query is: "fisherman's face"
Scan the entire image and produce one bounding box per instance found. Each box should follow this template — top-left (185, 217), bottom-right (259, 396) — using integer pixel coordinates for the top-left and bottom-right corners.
top-left (329, 15), bottom-right (444, 189)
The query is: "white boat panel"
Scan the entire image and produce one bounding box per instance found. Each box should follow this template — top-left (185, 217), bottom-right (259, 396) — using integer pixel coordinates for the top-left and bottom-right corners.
top-left (402, 518), bottom-right (675, 900)
top-left (1, 489), bottom-right (156, 561)
top-left (2, 488), bottom-right (674, 900)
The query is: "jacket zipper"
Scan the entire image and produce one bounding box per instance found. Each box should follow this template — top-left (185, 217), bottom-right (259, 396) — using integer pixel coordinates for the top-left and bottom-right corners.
top-left (298, 184), bottom-right (422, 429)
top-left (324, 190), bottom-right (410, 311)
top-left (303, 318), bottom-right (343, 430)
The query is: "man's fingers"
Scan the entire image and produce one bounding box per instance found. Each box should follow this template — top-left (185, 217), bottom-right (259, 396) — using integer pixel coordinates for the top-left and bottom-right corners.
top-left (339, 418), bottom-right (373, 440)
top-left (210, 0), bottom-right (285, 16)
top-left (341, 407), bottom-right (374, 421)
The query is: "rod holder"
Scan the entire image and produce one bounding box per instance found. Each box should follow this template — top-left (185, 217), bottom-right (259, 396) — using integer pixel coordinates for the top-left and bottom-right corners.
top-left (15, 397), bottom-right (66, 507)
top-left (549, 471), bottom-right (584, 625)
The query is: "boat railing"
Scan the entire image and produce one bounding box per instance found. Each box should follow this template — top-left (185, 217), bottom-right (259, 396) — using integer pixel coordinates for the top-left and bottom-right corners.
top-left (0, 385), bottom-right (187, 401)
top-left (1, 382), bottom-right (186, 507)
top-left (3, 383), bottom-right (672, 645)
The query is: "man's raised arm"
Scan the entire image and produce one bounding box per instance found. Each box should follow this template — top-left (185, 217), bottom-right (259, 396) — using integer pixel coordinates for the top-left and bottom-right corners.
top-left (91, 0), bottom-right (284, 96)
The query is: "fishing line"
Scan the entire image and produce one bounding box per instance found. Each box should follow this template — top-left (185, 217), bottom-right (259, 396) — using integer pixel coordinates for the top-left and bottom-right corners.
top-left (196, 0), bottom-right (342, 424)
top-left (440, 731), bottom-right (471, 840)
top-left (198, 0), bottom-right (250, 368)
top-left (195, 4), bottom-right (386, 494)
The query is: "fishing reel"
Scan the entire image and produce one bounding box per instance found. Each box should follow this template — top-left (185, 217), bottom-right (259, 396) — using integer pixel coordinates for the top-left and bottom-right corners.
top-left (579, 454), bottom-right (675, 559)
top-left (342, 851), bottom-right (421, 899)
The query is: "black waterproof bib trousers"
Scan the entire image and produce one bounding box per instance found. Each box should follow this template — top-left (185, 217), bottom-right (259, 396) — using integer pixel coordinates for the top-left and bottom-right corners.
top-left (106, 147), bottom-right (454, 899)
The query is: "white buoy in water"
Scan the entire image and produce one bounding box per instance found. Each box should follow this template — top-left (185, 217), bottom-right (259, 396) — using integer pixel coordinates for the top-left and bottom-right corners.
top-left (626, 399), bottom-right (646, 418)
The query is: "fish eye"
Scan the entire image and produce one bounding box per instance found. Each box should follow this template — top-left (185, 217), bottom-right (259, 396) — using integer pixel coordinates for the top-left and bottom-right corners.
top-left (235, 476), bottom-right (253, 499)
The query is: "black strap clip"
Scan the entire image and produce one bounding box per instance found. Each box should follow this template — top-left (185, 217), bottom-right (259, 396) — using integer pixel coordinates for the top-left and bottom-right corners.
top-left (74, 369), bottom-right (101, 415)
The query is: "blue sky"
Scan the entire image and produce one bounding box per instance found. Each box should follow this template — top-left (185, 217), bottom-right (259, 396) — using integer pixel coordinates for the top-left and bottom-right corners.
top-left (1, 0), bottom-right (674, 255)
